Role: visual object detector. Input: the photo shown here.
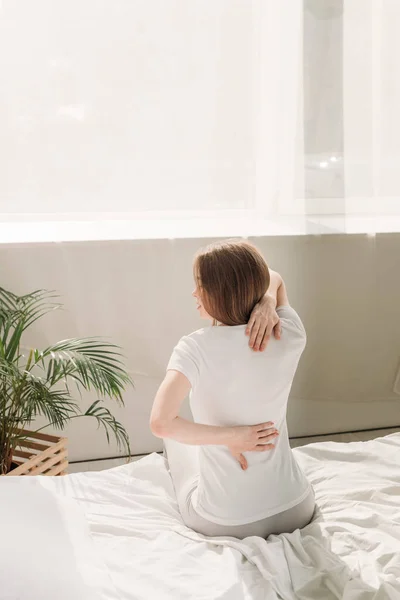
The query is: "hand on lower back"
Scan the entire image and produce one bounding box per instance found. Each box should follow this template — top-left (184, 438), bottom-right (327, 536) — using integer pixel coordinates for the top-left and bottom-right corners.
top-left (227, 422), bottom-right (279, 470)
top-left (229, 449), bottom-right (249, 471)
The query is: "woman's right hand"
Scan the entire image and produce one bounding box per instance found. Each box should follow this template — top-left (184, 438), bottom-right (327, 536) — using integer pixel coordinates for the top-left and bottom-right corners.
top-left (246, 293), bottom-right (281, 351)
top-left (227, 422), bottom-right (279, 471)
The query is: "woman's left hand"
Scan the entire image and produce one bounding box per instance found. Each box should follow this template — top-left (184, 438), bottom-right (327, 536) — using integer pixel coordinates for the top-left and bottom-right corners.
top-left (246, 294), bottom-right (281, 351)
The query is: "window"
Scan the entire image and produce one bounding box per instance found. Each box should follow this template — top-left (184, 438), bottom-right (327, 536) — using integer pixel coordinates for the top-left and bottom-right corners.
top-left (0, 1), bottom-right (399, 221)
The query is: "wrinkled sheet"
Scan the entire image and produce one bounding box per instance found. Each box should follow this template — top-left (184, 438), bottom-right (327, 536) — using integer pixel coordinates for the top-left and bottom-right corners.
top-left (49, 433), bottom-right (400, 600)
top-left (0, 478), bottom-right (120, 600)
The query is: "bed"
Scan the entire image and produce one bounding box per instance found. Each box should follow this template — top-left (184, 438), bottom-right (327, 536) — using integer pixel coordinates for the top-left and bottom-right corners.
top-left (2, 433), bottom-right (399, 600)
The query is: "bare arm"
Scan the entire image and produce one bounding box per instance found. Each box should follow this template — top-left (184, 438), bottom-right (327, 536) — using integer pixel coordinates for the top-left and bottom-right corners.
top-left (150, 370), bottom-right (278, 467)
top-left (266, 269), bottom-right (283, 306)
top-left (150, 371), bottom-right (238, 445)
top-left (276, 275), bottom-right (289, 307)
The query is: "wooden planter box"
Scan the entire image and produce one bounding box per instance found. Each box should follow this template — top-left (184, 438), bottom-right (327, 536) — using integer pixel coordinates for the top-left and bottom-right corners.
top-left (3, 429), bottom-right (68, 476)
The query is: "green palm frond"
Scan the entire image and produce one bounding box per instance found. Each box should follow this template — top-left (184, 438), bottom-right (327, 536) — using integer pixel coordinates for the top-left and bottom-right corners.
top-left (0, 288), bottom-right (133, 475)
top-left (0, 354), bottom-right (21, 378)
top-left (0, 288), bottom-right (61, 363)
top-left (20, 376), bottom-right (79, 429)
top-left (85, 400), bottom-right (130, 452)
top-left (34, 338), bottom-right (133, 401)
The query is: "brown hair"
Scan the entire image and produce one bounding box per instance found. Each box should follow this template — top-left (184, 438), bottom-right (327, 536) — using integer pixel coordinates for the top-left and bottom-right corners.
top-left (193, 239), bottom-right (270, 326)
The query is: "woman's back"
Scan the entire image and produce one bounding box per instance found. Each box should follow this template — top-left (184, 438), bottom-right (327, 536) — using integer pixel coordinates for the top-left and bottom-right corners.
top-left (168, 305), bottom-right (311, 525)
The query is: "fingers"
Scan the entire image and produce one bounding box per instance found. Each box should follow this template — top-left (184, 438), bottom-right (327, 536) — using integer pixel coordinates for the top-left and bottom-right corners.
top-left (258, 431), bottom-right (279, 443)
top-left (255, 421), bottom-right (275, 432)
top-left (246, 314), bottom-right (256, 337)
top-left (238, 453), bottom-right (248, 470)
top-left (253, 422), bottom-right (279, 444)
top-left (253, 443), bottom-right (276, 452)
top-left (259, 328), bottom-right (271, 352)
top-left (261, 319), bottom-right (281, 350)
top-left (274, 320), bottom-right (282, 340)
top-left (248, 324), bottom-right (261, 349)
top-left (253, 326), bottom-right (266, 352)
top-left (231, 450), bottom-right (248, 470)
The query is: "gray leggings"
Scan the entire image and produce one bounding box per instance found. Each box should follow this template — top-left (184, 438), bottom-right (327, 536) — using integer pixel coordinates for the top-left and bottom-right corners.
top-left (164, 438), bottom-right (316, 540)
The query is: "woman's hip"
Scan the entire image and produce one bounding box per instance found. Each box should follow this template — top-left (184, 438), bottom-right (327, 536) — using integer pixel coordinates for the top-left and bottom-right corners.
top-left (164, 438), bottom-right (316, 539)
top-left (182, 486), bottom-right (316, 540)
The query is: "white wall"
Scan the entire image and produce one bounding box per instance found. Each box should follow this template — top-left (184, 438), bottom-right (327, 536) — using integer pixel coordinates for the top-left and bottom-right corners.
top-left (1, 233), bottom-right (399, 461)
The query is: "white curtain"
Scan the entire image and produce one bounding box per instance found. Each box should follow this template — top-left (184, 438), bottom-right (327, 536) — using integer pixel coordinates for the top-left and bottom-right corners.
top-left (303, 0), bottom-right (400, 217)
top-left (252, 0), bottom-right (304, 217)
top-left (0, 0), bottom-right (399, 219)
top-left (343, 0), bottom-right (400, 214)
top-left (0, 1), bottom-right (258, 215)
top-left (0, 0), bottom-right (303, 218)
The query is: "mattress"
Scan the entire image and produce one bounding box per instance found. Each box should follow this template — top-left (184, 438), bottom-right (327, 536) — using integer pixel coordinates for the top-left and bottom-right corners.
top-left (17, 434), bottom-right (400, 599)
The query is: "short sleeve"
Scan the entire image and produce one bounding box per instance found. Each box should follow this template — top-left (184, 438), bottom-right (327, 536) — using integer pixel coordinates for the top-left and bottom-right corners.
top-left (276, 305), bottom-right (307, 342)
top-left (167, 335), bottom-right (201, 389)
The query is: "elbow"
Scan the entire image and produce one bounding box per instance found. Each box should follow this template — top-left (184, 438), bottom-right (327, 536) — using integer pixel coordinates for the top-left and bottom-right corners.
top-left (150, 418), bottom-right (169, 439)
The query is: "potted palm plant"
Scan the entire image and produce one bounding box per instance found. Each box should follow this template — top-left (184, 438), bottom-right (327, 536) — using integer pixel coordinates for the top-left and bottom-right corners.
top-left (0, 287), bottom-right (132, 476)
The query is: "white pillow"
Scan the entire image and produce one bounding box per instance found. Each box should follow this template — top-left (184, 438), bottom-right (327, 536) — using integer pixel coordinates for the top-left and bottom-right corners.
top-left (0, 478), bottom-right (120, 600)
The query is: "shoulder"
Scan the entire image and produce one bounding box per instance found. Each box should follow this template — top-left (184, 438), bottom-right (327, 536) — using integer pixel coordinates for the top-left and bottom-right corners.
top-left (175, 326), bottom-right (213, 349)
top-left (170, 327), bottom-right (209, 358)
top-left (276, 305), bottom-right (306, 342)
top-left (182, 327), bottom-right (210, 343)
top-left (167, 329), bottom-right (209, 388)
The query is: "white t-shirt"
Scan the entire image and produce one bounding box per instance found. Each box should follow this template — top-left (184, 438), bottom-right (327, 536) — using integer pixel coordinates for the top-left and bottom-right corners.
top-left (167, 305), bottom-right (311, 526)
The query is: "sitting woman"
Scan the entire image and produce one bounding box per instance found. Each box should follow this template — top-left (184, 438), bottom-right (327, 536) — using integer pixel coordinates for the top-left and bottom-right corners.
top-left (150, 239), bottom-right (315, 539)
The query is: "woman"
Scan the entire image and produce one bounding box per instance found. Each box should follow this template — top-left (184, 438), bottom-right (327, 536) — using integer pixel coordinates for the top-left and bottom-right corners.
top-left (150, 240), bottom-right (315, 539)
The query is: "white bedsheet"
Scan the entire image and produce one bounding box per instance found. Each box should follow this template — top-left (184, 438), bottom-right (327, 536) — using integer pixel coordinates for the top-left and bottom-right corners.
top-left (47, 433), bottom-right (400, 600)
top-left (0, 478), bottom-right (120, 600)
